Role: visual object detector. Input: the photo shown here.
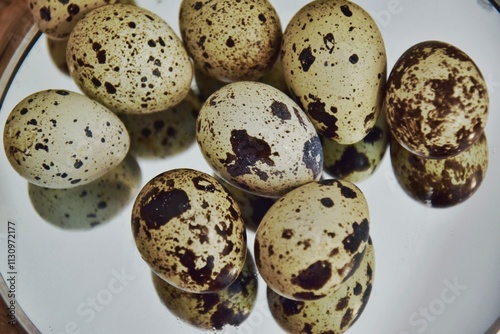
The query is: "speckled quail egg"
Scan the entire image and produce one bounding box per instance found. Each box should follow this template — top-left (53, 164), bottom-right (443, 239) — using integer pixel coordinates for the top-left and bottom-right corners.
top-left (281, 0), bottom-right (386, 144)
top-left (267, 239), bottom-right (375, 334)
top-left (214, 175), bottom-right (276, 231)
top-left (390, 133), bottom-right (488, 208)
top-left (152, 251), bottom-right (258, 330)
top-left (67, 4), bottom-right (193, 114)
top-left (179, 0), bottom-right (282, 82)
top-left (119, 90), bottom-right (200, 158)
top-left (255, 179), bottom-right (370, 301)
top-left (47, 37), bottom-right (69, 75)
top-left (196, 81), bottom-right (323, 198)
top-left (131, 168), bottom-right (247, 293)
top-left (386, 40), bottom-right (489, 158)
top-left (323, 109), bottom-right (390, 183)
top-left (27, 0), bottom-right (119, 40)
top-left (28, 154), bottom-right (141, 230)
top-left (3, 89), bottom-right (130, 189)
top-left (259, 58), bottom-right (290, 97)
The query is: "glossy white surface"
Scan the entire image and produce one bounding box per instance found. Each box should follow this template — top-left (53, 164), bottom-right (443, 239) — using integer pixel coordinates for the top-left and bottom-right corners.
top-left (0, 1), bottom-right (499, 333)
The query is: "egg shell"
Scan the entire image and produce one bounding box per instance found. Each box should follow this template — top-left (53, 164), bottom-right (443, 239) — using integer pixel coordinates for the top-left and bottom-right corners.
top-left (179, 0), bottom-right (282, 82)
top-left (214, 174), bottom-right (276, 232)
top-left (152, 251), bottom-right (258, 330)
top-left (28, 154), bottom-right (141, 230)
top-left (119, 90), bottom-right (200, 158)
top-left (131, 168), bottom-right (247, 293)
top-left (194, 65), bottom-right (228, 102)
top-left (254, 178), bottom-right (370, 301)
top-left (27, 0), bottom-right (119, 40)
top-left (385, 40), bottom-right (489, 158)
top-left (196, 81), bottom-right (323, 198)
top-left (67, 4), bottom-right (193, 114)
top-left (267, 240), bottom-right (375, 334)
top-left (390, 133), bottom-right (488, 208)
top-left (281, 0), bottom-right (386, 144)
top-left (323, 108), bottom-right (390, 183)
top-left (3, 89), bottom-right (130, 189)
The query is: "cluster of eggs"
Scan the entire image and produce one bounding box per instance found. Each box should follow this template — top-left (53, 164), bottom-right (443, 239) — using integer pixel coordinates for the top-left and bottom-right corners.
top-left (1, 0), bottom-right (489, 332)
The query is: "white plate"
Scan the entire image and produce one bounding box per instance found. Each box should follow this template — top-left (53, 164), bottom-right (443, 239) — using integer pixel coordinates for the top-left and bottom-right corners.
top-left (1, 1), bottom-right (499, 333)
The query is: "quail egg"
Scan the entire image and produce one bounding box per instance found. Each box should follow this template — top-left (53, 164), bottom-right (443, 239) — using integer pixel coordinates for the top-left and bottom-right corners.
top-left (67, 4), bottom-right (193, 114)
top-left (131, 168), bottom-right (247, 293)
top-left (281, 0), bottom-right (386, 144)
top-left (255, 179), bottom-right (370, 301)
top-left (3, 89), bottom-right (130, 189)
top-left (385, 40), bottom-right (489, 158)
top-left (196, 81), bottom-right (323, 198)
top-left (179, 0), bottom-right (282, 82)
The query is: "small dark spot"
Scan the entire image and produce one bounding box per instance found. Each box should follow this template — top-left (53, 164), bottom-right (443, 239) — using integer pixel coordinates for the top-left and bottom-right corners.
top-left (148, 39), bottom-right (156, 47)
top-left (35, 143), bottom-right (49, 152)
top-left (128, 22), bottom-right (136, 28)
top-left (282, 229), bottom-right (294, 239)
top-left (84, 126), bottom-right (93, 138)
top-left (336, 296), bottom-right (349, 310)
top-left (320, 198), bottom-right (334, 207)
top-left (97, 201), bottom-right (107, 209)
top-left (40, 7), bottom-right (51, 21)
top-left (145, 14), bottom-right (154, 21)
top-left (92, 42), bottom-right (101, 51)
top-left (104, 82), bottom-right (116, 94)
top-left (97, 50), bottom-right (106, 64)
top-left (153, 68), bottom-right (161, 77)
top-left (67, 4), bottom-right (80, 16)
top-left (71, 179), bottom-right (81, 185)
top-left (226, 37), bottom-right (235, 48)
top-left (56, 90), bottom-right (69, 96)
top-left (340, 5), bottom-right (353, 17)
top-left (299, 47), bottom-right (315, 72)
top-left (74, 160), bottom-right (83, 169)
top-left (27, 119), bottom-right (37, 126)
top-left (258, 13), bottom-right (266, 23)
top-left (349, 54), bottom-right (359, 64)
top-left (194, 1), bottom-right (203, 10)
top-left (302, 136), bottom-right (323, 178)
top-left (91, 77), bottom-right (102, 87)
top-left (158, 37), bottom-right (166, 47)
top-left (340, 185), bottom-right (357, 199)
top-left (342, 219), bottom-right (369, 254)
top-left (20, 108), bottom-right (28, 115)
top-left (353, 282), bottom-right (363, 295)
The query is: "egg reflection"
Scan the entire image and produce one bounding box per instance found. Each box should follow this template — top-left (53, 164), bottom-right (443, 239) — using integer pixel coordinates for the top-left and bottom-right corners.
top-left (47, 37), bottom-right (69, 75)
top-left (267, 240), bottom-right (375, 334)
top-left (119, 91), bottom-right (200, 158)
top-left (390, 132), bottom-right (488, 208)
top-left (28, 155), bottom-right (141, 230)
top-left (323, 109), bottom-right (390, 183)
top-left (152, 252), bottom-right (258, 331)
top-left (215, 175), bottom-right (276, 231)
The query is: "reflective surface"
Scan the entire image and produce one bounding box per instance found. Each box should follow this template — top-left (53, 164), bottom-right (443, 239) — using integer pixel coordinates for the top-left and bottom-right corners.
top-left (1, 1), bottom-right (500, 333)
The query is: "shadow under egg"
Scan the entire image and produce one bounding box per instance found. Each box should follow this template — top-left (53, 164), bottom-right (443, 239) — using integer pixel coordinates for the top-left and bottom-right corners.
top-left (119, 90), bottom-right (200, 159)
top-left (152, 251), bottom-right (258, 331)
top-left (28, 154), bottom-right (141, 230)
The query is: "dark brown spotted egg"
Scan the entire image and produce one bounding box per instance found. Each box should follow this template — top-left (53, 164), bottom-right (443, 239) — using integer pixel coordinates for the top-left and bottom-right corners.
top-left (196, 81), bottom-right (323, 198)
top-left (119, 90), bottom-right (200, 158)
top-left (386, 40), bottom-right (489, 158)
top-left (27, 0), bottom-right (119, 40)
top-left (267, 239), bottom-right (375, 334)
top-left (28, 155), bottom-right (141, 230)
top-left (390, 133), bottom-right (488, 208)
top-left (255, 179), bottom-right (370, 301)
top-left (281, 0), bottom-right (386, 144)
top-left (152, 252), bottom-right (258, 330)
top-left (323, 109), bottom-right (390, 183)
top-left (131, 168), bottom-right (247, 293)
top-left (179, 0), bottom-right (282, 82)
top-left (67, 4), bottom-right (193, 114)
top-left (3, 89), bottom-right (130, 189)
